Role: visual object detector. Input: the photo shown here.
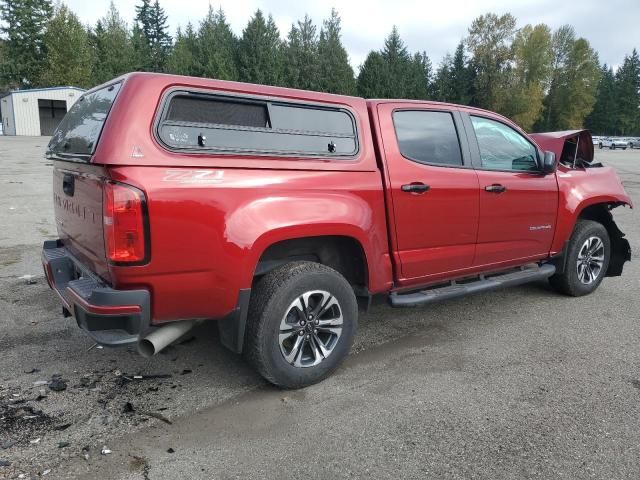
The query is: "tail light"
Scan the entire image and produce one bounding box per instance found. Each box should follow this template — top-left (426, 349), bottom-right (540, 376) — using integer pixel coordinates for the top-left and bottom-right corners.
top-left (103, 182), bottom-right (148, 264)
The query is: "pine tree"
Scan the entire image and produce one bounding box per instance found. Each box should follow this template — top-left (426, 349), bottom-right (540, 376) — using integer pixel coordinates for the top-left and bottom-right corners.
top-left (465, 13), bottom-right (516, 110)
top-left (613, 49), bottom-right (640, 136)
top-left (0, 0), bottom-right (52, 87)
top-left (166, 24), bottom-right (199, 76)
top-left (433, 54), bottom-right (454, 102)
top-left (284, 15), bottom-right (320, 90)
top-left (91, 1), bottom-right (135, 84)
top-left (357, 27), bottom-right (429, 99)
top-left (357, 51), bottom-right (389, 98)
top-left (197, 6), bottom-right (236, 80)
top-left (448, 42), bottom-right (474, 105)
top-left (237, 10), bottom-right (283, 86)
top-left (39, 4), bottom-right (93, 87)
top-left (317, 9), bottom-right (355, 95)
top-left (134, 0), bottom-right (171, 72)
top-left (585, 65), bottom-right (617, 135)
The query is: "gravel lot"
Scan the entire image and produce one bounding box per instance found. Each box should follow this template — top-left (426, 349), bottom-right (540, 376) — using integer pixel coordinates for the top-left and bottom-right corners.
top-left (0, 136), bottom-right (639, 480)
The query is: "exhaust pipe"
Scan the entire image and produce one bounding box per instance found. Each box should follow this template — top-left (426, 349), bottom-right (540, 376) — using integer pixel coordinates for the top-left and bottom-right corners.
top-left (138, 320), bottom-right (196, 357)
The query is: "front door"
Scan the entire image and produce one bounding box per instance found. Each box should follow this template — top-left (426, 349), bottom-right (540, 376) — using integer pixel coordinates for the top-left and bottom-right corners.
top-left (464, 114), bottom-right (558, 267)
top-left (378, 104), bottom-right (480, 286)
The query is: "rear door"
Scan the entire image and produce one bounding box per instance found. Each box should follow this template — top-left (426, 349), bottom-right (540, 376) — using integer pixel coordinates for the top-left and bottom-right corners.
top-left (377, 103), bottom-right (480, 286)
top-left (463, 113), bottom-right (558, 266)
top-left (47, 82), bottom-right (122, 280)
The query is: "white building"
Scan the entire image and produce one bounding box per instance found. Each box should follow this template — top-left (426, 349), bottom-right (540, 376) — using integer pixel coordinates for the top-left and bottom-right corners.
top-left (1, 86), bottom-right (85, 136)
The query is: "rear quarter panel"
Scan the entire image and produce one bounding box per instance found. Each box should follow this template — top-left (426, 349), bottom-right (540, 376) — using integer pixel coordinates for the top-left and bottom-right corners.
top-left (98, 74), bottom-right (391, 323)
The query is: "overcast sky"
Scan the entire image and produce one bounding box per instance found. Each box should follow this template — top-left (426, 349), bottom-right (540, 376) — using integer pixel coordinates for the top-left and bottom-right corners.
top-left (66, 0), bottom-right (639, 71)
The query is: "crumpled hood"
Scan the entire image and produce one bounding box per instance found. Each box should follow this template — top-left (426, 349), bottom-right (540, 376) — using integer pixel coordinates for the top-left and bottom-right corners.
top-left (530, 129), bottom-right (594, 164)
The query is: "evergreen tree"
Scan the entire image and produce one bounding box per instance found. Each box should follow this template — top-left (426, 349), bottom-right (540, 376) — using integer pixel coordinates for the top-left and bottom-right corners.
top-left (433, 54), bottom-right (454, 102)
top-left (166, 24), bottom-right (199, 76)
top-left (134, 0), bottom-right (171, 72)
top-left (237, 10), bottom-right (283, 86)
top-left (197, 6), bottom-right (236, 80)
top-left (465, 13), bottom-right (516, 110)
top-left (448, 42), bottom-right (474, 105)
top-left (357, 51), bottom-right (389, 98)
top-left (39, 4), bottom-right (93, 88)
top-left (91, 1), bottom-right (135, 84)
top-left (284, 15), bottom-right (320, 90)
top-left (317, 9), bottom-right (355, 95)
top-left (501, 24), bottom-right (552, 131)
top-left (357, 27), bottom-right (429, 99)
top-left (613, 49), bottom-right (640, 135)
top-left (0, 0), bottom-right (52, 87)
top-left (585, 64), bottom-right (617, 135)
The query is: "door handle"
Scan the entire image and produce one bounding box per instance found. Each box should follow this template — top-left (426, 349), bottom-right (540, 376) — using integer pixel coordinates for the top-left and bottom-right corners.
top-left (401, 182), bottom-right (430, 194)
top-left (62, 173), bottom-right (75, 197)
top-left (484, 183), bottom-right (506, 193)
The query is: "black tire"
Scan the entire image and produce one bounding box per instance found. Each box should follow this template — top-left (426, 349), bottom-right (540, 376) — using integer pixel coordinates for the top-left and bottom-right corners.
top-left (599, 143), bottom-right (603, 149)
top-left (244, 261), bottom-right (358, 389)
top-left (610, 144), bottom-right (615, 150)
top-left (549, 220), bottom-right (610, 297)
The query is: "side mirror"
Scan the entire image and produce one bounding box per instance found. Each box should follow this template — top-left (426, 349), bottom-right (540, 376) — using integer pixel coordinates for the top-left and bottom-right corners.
top-left (541, 151), bottom-right (556, 174)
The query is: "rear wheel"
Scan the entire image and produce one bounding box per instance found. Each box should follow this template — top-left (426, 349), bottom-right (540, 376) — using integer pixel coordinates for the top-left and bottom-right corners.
top-left (244, 261), bottom-right (358, 389)
top-left (549, 220), bottom-right (610, 296)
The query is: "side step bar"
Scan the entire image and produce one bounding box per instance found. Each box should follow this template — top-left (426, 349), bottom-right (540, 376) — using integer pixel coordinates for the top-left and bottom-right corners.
top-left (389, 264), bottom-right (556, 308)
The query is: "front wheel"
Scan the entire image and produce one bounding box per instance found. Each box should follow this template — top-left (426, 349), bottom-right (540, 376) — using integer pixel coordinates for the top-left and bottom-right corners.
top-left (549, 220), bottom-right (610, 296)
top-left (244, 261), bottom-right (358, 389)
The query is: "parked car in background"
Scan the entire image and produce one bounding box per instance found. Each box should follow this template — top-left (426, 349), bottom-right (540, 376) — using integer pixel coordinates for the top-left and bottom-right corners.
top-left (629, 138), bottom-right (640, 149)
top-left (41, 73), bottom-right (633, 388)
top-left (601, 137), bottom-right (629, 150)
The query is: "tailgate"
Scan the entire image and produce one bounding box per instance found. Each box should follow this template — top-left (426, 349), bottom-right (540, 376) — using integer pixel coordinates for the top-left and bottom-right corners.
top-left (48, 82), bottom-right (122, 283)
top-left (53, 163), bottom-right (111, 282)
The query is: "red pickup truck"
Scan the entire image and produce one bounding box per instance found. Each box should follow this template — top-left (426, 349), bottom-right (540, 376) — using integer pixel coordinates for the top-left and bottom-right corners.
top-left (42, 73), bottom-right (632, 388)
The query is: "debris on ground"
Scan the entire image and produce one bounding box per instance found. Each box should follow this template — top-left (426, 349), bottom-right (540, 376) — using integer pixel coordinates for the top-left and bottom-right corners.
top-left (101, 446), bottom-right (112, 455)
top-left (123, 402), bottom-right (135, 414)
top-left (29, 438), bottom-right (41, 444)
top-left (167, 447), bottom-right (175, 453)
top-left (58, 442), bottom-right (70, 449)
top-left (18, 274), bottom-right (37, 285)
top-left (140, 411), bottom-right (172, 425)
top-left (48, 377), bottom-right (67, 392)
top-left (24, 368), bottom-right (40, 374)
top-left (1, 439), bottom-right (17, 450)
top-left (42, 468), bottom-right (51, 475)
top-left (0, 460), bottom-right (11, 466)
top-left (181, 369), bottom-right (192, 375)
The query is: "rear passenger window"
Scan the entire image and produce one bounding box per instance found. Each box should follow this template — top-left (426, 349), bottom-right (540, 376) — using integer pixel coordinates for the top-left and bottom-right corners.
top-left (393, 111), bottom-right (463, 166)
top-left (157, 92), bottom-right (358, 157)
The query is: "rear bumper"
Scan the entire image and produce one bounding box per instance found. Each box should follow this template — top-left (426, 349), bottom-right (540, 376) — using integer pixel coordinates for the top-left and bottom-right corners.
top-left (42, 240), bottom-right (151, 346)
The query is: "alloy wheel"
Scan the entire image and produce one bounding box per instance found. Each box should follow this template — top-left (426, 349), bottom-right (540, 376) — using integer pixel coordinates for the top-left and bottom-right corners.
top-left (576, 236), bottom-right (605, 285)
top-left (278, 290), bottom-right (343, 368)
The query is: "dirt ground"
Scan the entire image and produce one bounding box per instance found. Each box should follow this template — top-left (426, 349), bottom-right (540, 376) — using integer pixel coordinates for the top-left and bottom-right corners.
top-left (0, 136), bottom-right (639, 479)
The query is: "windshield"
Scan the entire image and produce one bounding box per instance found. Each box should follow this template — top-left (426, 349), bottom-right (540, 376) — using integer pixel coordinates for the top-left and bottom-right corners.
top-left (47, 82), bottom-right (121, 159)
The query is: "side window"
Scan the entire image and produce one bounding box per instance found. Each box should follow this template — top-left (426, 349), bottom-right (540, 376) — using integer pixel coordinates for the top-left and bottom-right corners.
top-left (157, 93), bottom-right (358, 157)
top-left (470, 116), bottom-right (538, 172)
top-left (393, 110), bottom-right (463, 166)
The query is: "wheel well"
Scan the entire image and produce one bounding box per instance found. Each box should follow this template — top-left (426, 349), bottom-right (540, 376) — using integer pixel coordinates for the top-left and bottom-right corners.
top-left (255, 236), bottom-right (368, 289)
top-left (578, 203), bottom-right (631, 276)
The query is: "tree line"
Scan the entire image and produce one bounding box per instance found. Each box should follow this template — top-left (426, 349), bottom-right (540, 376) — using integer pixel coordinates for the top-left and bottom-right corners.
top-left (0, 0), bottom-right (638, 135)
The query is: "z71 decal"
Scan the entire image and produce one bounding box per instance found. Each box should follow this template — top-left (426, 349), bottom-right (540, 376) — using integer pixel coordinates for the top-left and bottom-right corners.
top-left (162, 169), bottom-right (225, 184)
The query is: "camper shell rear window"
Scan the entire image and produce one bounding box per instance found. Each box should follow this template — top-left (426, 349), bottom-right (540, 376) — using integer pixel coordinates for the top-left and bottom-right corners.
top-left (156, 91), bottom-right (358, 158)
top-left (47, 82), bottom-right (121, 160)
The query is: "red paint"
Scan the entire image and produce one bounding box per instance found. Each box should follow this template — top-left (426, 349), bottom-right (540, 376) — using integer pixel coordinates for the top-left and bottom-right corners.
top-left (46, 73), bottom-right (632, 325)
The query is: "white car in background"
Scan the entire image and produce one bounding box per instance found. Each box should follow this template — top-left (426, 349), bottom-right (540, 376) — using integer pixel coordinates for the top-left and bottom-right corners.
top-left (600, 137), bottom-right (628, 150)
